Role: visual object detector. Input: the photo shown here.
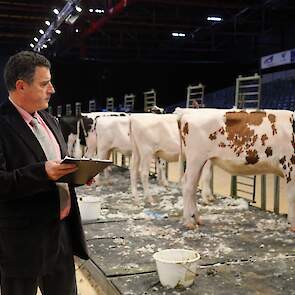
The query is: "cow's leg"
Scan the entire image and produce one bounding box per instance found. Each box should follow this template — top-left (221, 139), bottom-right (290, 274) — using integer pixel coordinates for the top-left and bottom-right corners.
top-left (200, 160), bottom-right (215, 204)
top-left (182, 160), bottom-right (205, 230)
top-left (140, 153), bottom-right (155, 204)
top-left (130, 151), bottom-right (140, 204)
top-left (156, 158), bottom-right (168, 187)
top-left (73, 139), bottom-right (83, 158)
top-left (286, 182), bottom-right (295, 232)
top-left (95, 150), bottom-right (111, 186)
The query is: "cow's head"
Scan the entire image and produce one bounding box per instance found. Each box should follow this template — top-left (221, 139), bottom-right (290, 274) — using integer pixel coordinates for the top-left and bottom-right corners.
top-left (147, 105), bottom-right (165, 114)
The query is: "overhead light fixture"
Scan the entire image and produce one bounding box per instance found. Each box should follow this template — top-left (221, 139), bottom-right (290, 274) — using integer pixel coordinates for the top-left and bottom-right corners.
top-left (89, 8), bottom-right (93, 12)
top-left (207, 16), bottom-right (223, 22)
top-left (39, 29), bottom-right (45, 34)
top-left (95, 9), bottom-right (104, 13)
top-left (34, 37), bottom-right (39, 42)
top-left (30, 43), bottom-right (34, 48)
top-left (45, 20), bottom-right (50, 26)
top-left (34, 0), bottom-right (81, 52)
top-left (75, 6), bottom-right (82, 13)
top-left (42, 44), bottom-right (48, 49)
top-left (75, 28), bottom-right (79, 33)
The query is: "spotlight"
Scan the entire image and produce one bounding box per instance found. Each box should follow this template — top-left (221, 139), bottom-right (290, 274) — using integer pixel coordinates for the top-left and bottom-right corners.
top-left (207, 16), bottom-right (223, 22)
top-left (172, 32), bottom-right (186, 37)
top-left (75, 6), bottom-right (82, 13)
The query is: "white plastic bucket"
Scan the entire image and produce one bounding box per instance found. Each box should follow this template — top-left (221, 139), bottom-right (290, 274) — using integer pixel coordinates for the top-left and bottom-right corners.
top-left (78, 196), bottom-right (101, 221)
top-left (153, 249), bottom-right (200, 288)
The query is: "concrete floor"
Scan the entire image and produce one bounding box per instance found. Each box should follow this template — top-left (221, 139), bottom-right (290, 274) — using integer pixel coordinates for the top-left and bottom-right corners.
top-left (75, 166), bottom-right (295, 295)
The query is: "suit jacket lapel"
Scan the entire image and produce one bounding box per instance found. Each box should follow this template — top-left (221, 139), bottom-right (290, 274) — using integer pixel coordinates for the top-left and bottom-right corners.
top-left (3, 101), bottom-right (47, 161)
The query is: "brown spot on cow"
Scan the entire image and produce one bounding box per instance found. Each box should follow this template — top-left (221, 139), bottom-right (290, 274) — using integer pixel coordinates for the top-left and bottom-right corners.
top-left (209, 131), bottom-right (217, 141)
top-left (251, 134), bottom-right (258, 146)
top-left (236, 147), bottom-right (243, 157)
top-left (268, 114), bottom-right (276, 124)
top-left (271, 124), bottom-right (277, 136)
top-left (245, 149), bottom-right (259, 165)
top-left (267, 114), bottom-right (277, 135)
top-left (283, 165), bottom-right (287, 170)
top-left (218, 127), bottom-right (225, 135)
top-left (181, 134), bottom-right (186, 146)
top-left (224, 111), bottom-right (266, 154)
top-left (219, 142), bottom-right (226, 148)
top-left (183, 122), bottom-right (189, 135)
top-left (287, 172), bottom-right (291, 183)
top-left (265, 147), bottom-right (273, 157)
top-left (279, 156), bottom-right (286, 165)
top-left (261, 134), bottom-right (268, 146)
top-left (291, 155), bottom-right (295, 165)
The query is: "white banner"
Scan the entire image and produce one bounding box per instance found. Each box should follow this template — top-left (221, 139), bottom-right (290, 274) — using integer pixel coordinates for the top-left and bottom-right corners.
top-left (261, 50), bottom-right (292, 69)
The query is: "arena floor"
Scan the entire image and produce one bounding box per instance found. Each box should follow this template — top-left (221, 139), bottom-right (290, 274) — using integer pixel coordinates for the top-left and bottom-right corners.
top-left (74, 166), bottom-right (295, 295)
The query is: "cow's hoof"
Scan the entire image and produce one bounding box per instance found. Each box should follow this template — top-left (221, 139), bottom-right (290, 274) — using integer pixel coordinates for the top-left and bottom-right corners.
top-left (207, 195), bottom-right (216, 202)
top-left (289, 226), bottom-right (295, 233)
top-left (147, 196), bottom-right (157, 206)
top-left (200, 199), bottom-right (210, 206)
top-left (197, 217), bottom-right (204, 226)
top-left (184, 223), bottom-right (197, 230)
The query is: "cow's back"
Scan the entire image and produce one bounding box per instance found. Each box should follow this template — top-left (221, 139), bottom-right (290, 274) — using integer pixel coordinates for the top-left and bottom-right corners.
top-left (130, 114), bottom-right (180, 161)
top-left (96, 115), bottom-right (131, 155)
top-left (181, 109), bottom-right (294, 177)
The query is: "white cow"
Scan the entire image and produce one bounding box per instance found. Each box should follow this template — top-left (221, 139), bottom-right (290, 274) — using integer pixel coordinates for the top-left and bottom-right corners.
top-left (130, 113), bottom-right (213, 204)
top-left (84, 114), bottom-right (168, 188)
top-left (179, 108), bottom-right (295, 232)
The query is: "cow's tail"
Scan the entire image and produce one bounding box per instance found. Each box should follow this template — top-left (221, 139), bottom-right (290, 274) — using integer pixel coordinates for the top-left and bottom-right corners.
top-left (177, 115), bottom-right (185, 185)
top-left (73, 119), bottom-right (82, 158)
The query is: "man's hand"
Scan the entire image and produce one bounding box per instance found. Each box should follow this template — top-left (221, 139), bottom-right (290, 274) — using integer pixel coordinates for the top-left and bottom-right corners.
top-left (45, 160), bottom-right (78, 181)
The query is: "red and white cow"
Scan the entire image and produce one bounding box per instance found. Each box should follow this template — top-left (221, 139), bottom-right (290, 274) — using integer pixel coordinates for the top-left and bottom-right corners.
top-left (130, 113), bottom-right (213, 204)
top-left (178, 108), bottom-right (295, 232)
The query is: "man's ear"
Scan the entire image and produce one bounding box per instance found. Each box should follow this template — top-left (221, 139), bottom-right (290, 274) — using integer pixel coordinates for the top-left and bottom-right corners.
top-left (15, 80), bottom-right (26, 92)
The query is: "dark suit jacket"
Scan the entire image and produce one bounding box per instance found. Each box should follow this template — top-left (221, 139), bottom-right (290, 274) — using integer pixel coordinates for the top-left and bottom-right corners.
top-left (0, 99), bottom-right (89, 277)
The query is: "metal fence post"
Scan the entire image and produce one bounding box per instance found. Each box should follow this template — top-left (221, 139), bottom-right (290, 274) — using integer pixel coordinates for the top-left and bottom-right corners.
top-left (261, 175), bottom-right (266, 210)
top-left (231, 175), bottom-right (237, 198)
top-left (274, 175), bottom-right (280, 214)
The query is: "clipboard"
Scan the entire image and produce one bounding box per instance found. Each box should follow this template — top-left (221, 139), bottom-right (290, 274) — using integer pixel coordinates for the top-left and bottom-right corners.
top-left (58, 156), bottom-right (112, 185)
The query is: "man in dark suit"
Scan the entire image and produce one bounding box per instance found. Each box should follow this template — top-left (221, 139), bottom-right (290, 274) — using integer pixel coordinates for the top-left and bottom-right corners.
top-left (0, 51), bottom-right (89, 294)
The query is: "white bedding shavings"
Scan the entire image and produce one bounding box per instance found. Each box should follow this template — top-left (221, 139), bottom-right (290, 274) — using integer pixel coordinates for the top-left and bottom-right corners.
top-left (256, 218), bottom-right (289, 231)
top-left (199, 197), bottom-right (249, 213)
top-left (124, 263), bottom-right (139, 269)
top-left (136, 244), bottom-right (156, 254)
top-left (129, 223), bottom-right (180, 239)
top-left (113, 237), bottom-right (125, 245)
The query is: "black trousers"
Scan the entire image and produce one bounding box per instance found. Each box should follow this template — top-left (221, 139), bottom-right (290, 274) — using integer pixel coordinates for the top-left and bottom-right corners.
top-left (0, 222), bottom-right (77, 295)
